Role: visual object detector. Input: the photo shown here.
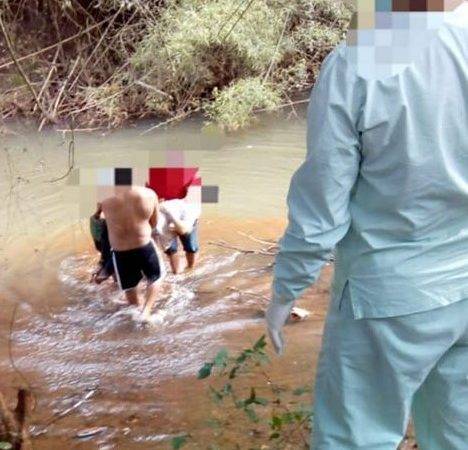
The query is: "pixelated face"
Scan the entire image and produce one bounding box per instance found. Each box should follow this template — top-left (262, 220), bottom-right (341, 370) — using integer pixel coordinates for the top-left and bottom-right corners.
top-left (346, 0), bottom-right (465, 79)
top-left (66, 149), bottom-right (219, 218)
top-left (350, 0), bottom-right (463, 16)
top-left (390, 0), bottom-right (464, 11)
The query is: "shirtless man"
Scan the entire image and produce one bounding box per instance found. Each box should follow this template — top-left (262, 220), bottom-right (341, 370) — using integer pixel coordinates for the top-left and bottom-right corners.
top-left (98, 185), bottom-right (163, 319)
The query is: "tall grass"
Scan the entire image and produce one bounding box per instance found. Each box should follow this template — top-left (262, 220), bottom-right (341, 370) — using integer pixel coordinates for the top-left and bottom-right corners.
top-left (0, 0), bottom-right (352, 130)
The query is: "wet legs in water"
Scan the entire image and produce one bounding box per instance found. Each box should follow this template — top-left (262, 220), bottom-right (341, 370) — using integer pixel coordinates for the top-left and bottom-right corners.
top-left (124, 288), bottom-right (140, 306)
top-left (124, 282), bottom-right (160, 319)
top-left (167, 251), bottom-right (197, 274)
top-left (185, 251), bottom-right (197, 270)
top-left (167, 252), bottom-right (181, 274)
top-left (141, 281), bottom-right (161, 319)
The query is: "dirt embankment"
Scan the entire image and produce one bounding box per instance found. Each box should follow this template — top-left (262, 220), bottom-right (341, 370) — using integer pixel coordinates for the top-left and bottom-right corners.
top-left (0, 0), bottom-right (351, 131)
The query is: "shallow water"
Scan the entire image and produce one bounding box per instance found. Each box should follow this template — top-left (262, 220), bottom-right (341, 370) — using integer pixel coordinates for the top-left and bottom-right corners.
top-left (0, 115), bottom-right (335, 449)
top-left (0, 115), bottom-right (420, 449)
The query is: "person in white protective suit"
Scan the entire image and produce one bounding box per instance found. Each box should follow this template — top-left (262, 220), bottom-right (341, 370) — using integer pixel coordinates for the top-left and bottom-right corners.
top-left (266, 0), bottom-right (468, 449)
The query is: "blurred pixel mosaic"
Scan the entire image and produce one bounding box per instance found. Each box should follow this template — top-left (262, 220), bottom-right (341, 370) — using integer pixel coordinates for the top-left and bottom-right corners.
top-left (347, 0), bottom-right (463, 79)
top-left (65, 149), bottom-right (219, 218)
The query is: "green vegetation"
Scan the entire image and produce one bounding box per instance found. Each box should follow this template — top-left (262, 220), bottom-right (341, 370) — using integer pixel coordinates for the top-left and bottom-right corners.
top-left (171, 335), bottom-right (313, 449)
top-left (205, 79), bottom-right (282, 131)
top-left (0, 0), bottom-right (352, 130)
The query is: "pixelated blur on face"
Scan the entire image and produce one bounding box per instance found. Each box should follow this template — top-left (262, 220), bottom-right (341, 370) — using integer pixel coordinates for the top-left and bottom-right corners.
top-left (391, 0), bottom-right (462, 11)
top-left (349, 0), bottom-right (463, 17)
top-left (346, 0), bottom-right (465, 79)
top-left (65, 147), bottom-right (223, 219)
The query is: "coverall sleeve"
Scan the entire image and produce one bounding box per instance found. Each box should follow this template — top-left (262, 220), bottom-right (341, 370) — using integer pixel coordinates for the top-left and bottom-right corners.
top-left (272, 45), bottom-right (364, 304)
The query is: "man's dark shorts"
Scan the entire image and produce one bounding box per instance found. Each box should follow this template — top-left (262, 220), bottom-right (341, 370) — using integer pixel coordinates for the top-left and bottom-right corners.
top-left (165, 221), bottom-right (199, 256)
top-left (112, 241), bottom-right (162, 290)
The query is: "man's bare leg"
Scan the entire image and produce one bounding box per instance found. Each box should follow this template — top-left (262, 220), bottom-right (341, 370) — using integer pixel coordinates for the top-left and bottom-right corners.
top-left (141, 280), bottom-right (161, 319)
top-left (185, 251), bottom-right (197, 270)
top-left (125, 288), bottom-right (141, 306)
top-left (168, 252), bottom-right (181, 274)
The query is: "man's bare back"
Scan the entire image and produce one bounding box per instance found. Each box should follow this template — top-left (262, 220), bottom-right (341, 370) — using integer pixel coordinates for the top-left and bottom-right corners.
top-left (100, 186), bottom-right (158, 251)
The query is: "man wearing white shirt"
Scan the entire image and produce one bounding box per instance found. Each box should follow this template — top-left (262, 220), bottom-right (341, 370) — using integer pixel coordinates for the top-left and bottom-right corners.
top-left (153, 193), bottom-right (201, 274)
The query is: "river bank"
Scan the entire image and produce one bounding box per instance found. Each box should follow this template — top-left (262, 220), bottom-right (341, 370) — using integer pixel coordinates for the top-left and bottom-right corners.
top-left (0, 0), bottom-right (352, 131)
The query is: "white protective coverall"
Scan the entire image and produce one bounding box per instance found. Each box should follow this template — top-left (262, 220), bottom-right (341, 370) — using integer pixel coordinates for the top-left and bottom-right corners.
top-left (266, 2), bottom-right (468, 449)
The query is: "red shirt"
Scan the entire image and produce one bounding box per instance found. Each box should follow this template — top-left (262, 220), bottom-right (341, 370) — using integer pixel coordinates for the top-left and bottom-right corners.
top-left (147, 168), bottom-right (201, 200)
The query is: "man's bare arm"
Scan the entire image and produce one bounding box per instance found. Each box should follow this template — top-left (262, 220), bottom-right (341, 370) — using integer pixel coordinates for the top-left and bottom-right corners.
top-left (168, 214), bottom-right (191, 236)
top-left (94, 202), bottom-right (103, 219)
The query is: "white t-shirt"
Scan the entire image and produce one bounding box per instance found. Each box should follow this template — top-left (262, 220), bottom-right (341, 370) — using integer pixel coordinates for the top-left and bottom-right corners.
top-left (152, 199), bottom-right (201, 250)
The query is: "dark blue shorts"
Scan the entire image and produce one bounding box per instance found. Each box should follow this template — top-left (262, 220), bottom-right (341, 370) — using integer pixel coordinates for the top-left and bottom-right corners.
top-left (112, 241), bottom-right (162, 290)
top-left (165, 221), bottom-right (199, 255)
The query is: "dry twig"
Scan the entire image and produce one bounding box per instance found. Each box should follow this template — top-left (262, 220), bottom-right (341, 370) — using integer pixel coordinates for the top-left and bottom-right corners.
top-left (140, 107), bottom-right (201, 135)
top-left (42, 388), bottom-right (98, 427)
top-left (237, 231), bottom-right (277, 247)
top-left (35, 47), bottom-right (60, 112)
top-left (68, 5), bottom-right (125, 93)
top-left (0, 17), bottom-right (114, 71)
top-left (46, 123), bottom-right (76, 183)
top-left (227, 286), bottom-right (270, 302)
top-left (48, 57), bottom-right (81, 125)
top-left (0, 12), bottom-right (51, 121)
top-left (208, 240), bottom-right (276, 256)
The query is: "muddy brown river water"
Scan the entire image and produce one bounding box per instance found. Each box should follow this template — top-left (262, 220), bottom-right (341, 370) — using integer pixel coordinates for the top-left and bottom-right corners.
top-left (0, 117), bottom-right (415, 449)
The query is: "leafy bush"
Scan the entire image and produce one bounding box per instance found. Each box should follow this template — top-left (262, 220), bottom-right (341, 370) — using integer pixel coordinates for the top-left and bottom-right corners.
top-left (171, 335), bottom-right (313, 450)
top-left (205, 78), bottom-right (282, 131)
top-left (131, 0), bottom-right (287, 99)
top-left (0, 0), bottom-right (352, 129)
top-left (82, 84), bottom-right (127, 127)
top-left (130, 0), bottom-right (351, 129)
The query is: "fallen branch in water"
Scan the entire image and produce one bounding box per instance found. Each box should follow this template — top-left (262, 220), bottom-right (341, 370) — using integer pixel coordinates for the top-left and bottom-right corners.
top-left (208, 240), bottom-right (276, 256)
top-left (237, 231), bottom-right (278, 249)
top-left (140, 107), bottom-right (201, 135)
top-left (42, 387), bottom-right (98, 427)
top-left (46, 124), bottom-right (75, 183)
top-left (56, 127), bottom-right (104, 133)
top-left (227, 286), bottom-right (270, 302)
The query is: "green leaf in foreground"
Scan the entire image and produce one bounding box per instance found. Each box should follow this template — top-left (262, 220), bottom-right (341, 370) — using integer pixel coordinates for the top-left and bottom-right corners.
top-left (213, 349), bottom-right (229, 368)
top-left (271, 415), bottom-right (283, 430)
top-left (171, 434), bottom-right (190, 449)
top-left (253, 334), bottom-right (267, 351)
top-left (0, 443), bottom-right (13, 450)
top-left (197, 362), bottom-right (214, 379)
top-left (244, 405), bottom-right (259, 422)
top-left (292, 386), bottom-right (311, 396)
top-left (269, 431), bottom-right (281, 440)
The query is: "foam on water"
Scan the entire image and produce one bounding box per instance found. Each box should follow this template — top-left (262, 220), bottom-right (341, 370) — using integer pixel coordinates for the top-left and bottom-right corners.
top-left (10, 246), bottom-right (270, 389)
